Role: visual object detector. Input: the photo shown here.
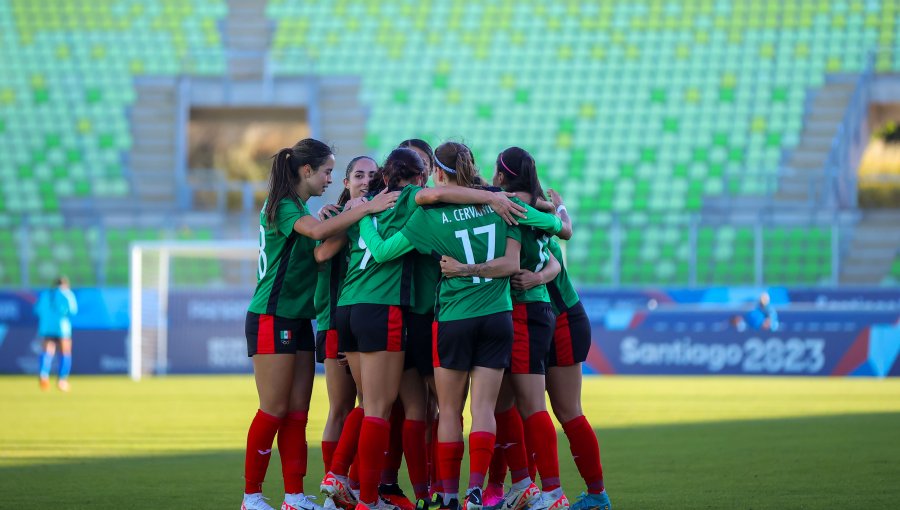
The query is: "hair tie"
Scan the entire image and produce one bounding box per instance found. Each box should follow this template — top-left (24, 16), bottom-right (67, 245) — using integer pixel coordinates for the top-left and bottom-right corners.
top-left (434, 155), bottom-right (457, 174)
top-left (499, 153), bottom-right (517, 176)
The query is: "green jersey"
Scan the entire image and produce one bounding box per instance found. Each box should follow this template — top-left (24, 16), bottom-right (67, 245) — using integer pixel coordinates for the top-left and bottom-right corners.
top-left (248, 198), bottom-right (317, 319)
top-left (508, 197), bottom-right (563, 304)
top-left (411, 254), bottom-right (441, 315)
top-left (545, 238), bottom-right (580, 314)
top-left (314, 222), bottom-right (348, 330)
top-left (401, 203), bottom-right (521, 322)
top-left (338, 185), bottom-right (422, 307)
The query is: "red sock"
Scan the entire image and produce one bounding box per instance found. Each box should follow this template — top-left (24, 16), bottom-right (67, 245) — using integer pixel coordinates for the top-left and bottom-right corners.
top-left (382, 402), bottom-right (405, 485)
top-left (563, 415), bottom-right (605, 494)
top-left (487, 445), bottom-right (508, 487)
top-left (244, 410), bottom-right (283, 494)
top-left (430, 417), bottom-right (443, 494)
top-left (526, 438), bottom-right (537, 483)
top-left (403, 419), bottom-right (430, 499)
top-left (524, 411), bottom-right (560, 492)
top-left (495, 408), bottom-right (529, 483)
top-left (467, 432), bottom-right (496, 490)
top-left (425, 422), bottom-right (434, 491)
top-left (349, 452), bottom-right (360, 489)
top-left (332, 407), bottom-right (364, 476)
top-left (278, 411), bottom-right (309, 494)
top-left (437, 442), bottom-right (464, 498)
top-left (359, 417), bottom-right (391, 504)
top-left (322, 440), bottom-right (338, 473)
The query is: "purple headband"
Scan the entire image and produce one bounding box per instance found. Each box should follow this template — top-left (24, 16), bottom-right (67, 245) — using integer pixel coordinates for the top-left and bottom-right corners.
top-left (499, 153), bottom-right (518, 176)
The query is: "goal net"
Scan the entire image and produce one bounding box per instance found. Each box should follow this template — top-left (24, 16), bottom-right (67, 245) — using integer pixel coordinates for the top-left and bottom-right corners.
top-left (129, 240), bottom-right (258, 380)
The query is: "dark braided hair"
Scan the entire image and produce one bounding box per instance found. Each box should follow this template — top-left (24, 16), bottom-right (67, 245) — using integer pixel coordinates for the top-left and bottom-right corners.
top-left (264, 138), bottom-right (333, 226)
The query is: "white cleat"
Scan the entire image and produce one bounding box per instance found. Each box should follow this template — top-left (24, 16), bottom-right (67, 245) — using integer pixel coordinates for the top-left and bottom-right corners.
top-left (243, 492), bottom-right (276, 510)
top-left (284, 493), bottom-right (325, 510)
top-left (489, 482), bottom-right (540, 510)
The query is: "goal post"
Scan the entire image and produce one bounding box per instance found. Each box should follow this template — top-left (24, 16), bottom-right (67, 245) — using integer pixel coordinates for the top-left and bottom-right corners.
top-left (129, 240), bottom-right (259, 381)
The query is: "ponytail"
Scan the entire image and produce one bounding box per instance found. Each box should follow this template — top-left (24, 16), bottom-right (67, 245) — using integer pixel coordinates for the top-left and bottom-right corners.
top-left (264, 139), bottom-right (333, 227)
top-left (434, 142), bottom-right (479, 189)
top-left (497, 146), bottom-right (544, 207)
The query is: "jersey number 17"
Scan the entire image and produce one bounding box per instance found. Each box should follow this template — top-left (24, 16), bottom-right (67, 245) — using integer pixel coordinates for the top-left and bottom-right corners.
top-left (454, 224), bottom-right (496, 284)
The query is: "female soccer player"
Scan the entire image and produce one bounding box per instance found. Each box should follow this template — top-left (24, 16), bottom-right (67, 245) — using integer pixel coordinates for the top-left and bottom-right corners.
top-left (388, 139), bottom-right (437, 510)
top-left (511, 236), bottom-right (611, 510)
top-left (314, 156), bottom-right (379, 481)
top-left (357, 142), bottom-right (567, 510)
top-left (241, 139), bottom-right (398, 510)
top-left (321, 148), bottom-right (523, 510)
top-left (489, 147), bottom-right (573, 510)
top-left (35, 276), bottom-right (78, 392)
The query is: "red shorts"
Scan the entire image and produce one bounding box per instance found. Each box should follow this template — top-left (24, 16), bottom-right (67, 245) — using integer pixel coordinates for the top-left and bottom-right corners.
top-left (510, 302), bottom-right (555, 375)
top-left (548, 301), bottom-right (592, 367)
top-left (315, 329), bottom-right (340, 363)
top-left (245, 311), bottom-right (315, 356)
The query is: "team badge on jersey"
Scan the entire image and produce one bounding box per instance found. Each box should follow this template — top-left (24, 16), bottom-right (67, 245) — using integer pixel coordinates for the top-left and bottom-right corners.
top-left (280, 330), bottom-right (293, 344)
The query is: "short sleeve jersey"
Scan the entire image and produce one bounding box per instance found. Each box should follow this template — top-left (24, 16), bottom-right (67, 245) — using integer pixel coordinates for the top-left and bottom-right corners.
top-left (248, 198), bottom-right (317, 319)
top-left (314, 211), bottom-right (348, 330)
top-left (411, 254), bottom-right (441, 315)
top-left (401, 203), bottom-right (521, 322)
top-left (338, 185), bottom-right (422, 307)
top-left (545, 238), bottom-right (580, 315)
top-left (508, 197), bottom-right (562, 304)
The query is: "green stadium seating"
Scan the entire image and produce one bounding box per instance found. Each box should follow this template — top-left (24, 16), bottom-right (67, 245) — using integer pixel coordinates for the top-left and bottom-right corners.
top-left (0, 0), bottom-right (227, 219)
top-left (763, 227), bottom-right (833, 285)
top-left (697, 226), bottom-right (756, 285)
top-left (265, 0), bottom-right (898, 285)
top-left (1, 0), bottom-right (898, 286)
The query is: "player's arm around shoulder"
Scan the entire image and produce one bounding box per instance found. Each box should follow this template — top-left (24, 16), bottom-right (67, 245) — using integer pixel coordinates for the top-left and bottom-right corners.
top-left (358, 215), bottom-right (415, 264)
top-left (416, 187), bottom-right (526, 225)
top-left (292, 189), bottom-right (399, 241)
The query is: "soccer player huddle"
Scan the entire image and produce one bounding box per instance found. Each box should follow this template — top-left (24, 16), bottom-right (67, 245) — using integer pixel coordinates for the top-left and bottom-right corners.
top-left (241, 138), bottom-right (611, 510)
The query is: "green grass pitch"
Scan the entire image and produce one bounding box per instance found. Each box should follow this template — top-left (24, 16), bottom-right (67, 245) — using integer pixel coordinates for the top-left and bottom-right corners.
top-left (2, 375), bottom-right (900, 509)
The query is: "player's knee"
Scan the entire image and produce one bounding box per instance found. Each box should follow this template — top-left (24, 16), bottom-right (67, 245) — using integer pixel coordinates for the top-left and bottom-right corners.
top-left (515, 396), bottom-right (547, 419)
top-left (260, 402), bottom-right (289, 418)
top-left (330, 400), bottom-right (355, 423)
top-left (551, 403), bottom-right (583, 424)
top-left (363, 400), bottom-right (393, 421)
top-left (438, 397), bottom-right (465, 417)
top-left (402, 401), bottom-right (427, 421)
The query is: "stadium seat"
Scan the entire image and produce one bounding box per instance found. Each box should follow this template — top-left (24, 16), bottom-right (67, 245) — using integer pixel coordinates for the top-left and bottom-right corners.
top-left (2, 1), bottom-right (898, 286)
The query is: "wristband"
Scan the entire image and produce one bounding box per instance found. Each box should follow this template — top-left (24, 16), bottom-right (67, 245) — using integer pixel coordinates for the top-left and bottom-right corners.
top-left (556, 204), bottom-right (567, 214)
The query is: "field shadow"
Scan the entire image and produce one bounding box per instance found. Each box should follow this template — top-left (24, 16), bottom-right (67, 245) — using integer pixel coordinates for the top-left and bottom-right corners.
top-left (2, 412), bottom-right (899, 509)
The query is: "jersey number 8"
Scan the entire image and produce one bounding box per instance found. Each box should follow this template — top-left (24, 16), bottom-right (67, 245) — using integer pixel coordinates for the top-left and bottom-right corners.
top-left (258, 225), bottom-right (268, 279)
